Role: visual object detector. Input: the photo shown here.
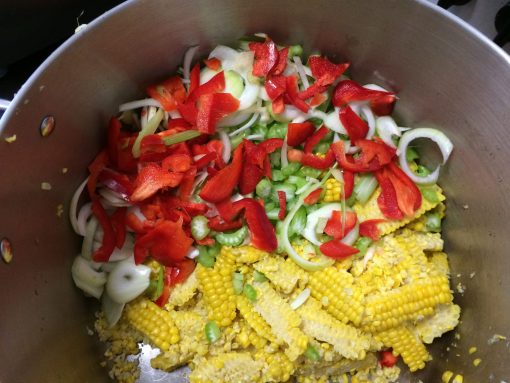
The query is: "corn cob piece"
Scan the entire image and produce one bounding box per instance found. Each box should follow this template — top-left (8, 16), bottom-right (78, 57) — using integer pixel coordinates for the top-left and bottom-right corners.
top-left (189, 352), bottom-right (263, 383)
top-left (398, 229), bottom-right (444, 252)
top-left (196, 248), bottom-right (237, 327)
top-left (253, 256), bottom-right (308, 294)
top-left (415, 304), bottom-right (461, 344)
top-left (228, 245), bottom-right (270, 264)
top-left (236, 319), bottom-right (268, 349)
top-left (253, 282), bottom-right (308, 361)
top-left (236, 294), bottom-right (277, 344)
top-left (375, 325), bottom-right (431, 372)
top-left (253, 349), bottom-right (295, 383)
top-left (308, 266), bottom-right (365, 325)
top-left (323, 178), bottom-right (342, 202)
top-left (297, 352), bottom-right (378, 380)
top-left (353, 184), bottom-right (445, 236)
top-left (124, 299), bottom-right (180, 352)
top-left (406, 203), bottom-right (446, 232)
top-left (362, 275), bottom-right (453, 333)
top-left (428, 251), bottom-right (450, 277)
top-left (296, 376), bottom-right (329, 383)
top-left (297, 297), bottom-right (370, 360)
top-left (165, 270), bottom-right (198, 308)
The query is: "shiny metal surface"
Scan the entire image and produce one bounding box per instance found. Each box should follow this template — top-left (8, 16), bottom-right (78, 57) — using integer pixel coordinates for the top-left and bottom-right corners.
top-left (1, 0), bottom-right (509, 382)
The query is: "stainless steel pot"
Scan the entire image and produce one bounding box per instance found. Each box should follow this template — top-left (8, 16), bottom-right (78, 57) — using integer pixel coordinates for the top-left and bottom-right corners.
top-left (1, 0), bottom-right (509, 382)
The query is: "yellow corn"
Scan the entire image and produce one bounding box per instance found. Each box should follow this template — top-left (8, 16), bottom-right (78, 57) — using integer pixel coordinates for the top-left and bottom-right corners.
top-left (452, 374), bottom-right (464, 383)
top-left (442, 370), bottom-right (454, 383)
top-left (236, 294), bottom-right (277, 344)
top-left (124, 299), bottom-right (180, 352)
top-left (189, 352), bottom-right (263, 383)
top-left (323, 178), bottom-right (342, 202)
top-left (254, 349), bottom-right (295, 383)
top-left (253, 256), bottom-right (308, 294)
top-left (375, 325), bottom-right (430, 372)
top-left (354, 185), bottom-right (445, 236)
top-left (235, 320), bottom-right (268, 349)
top-left (196, 248), bottom-right (237, 327)
top-left (406, 203), bottom-right (446, 232)
top-left (253, 282), bottom-right (308, 361)
top-left (165, 270), bottom-right (198, 308)
top-left (362, 275), bottom-right (453, 332)
top-left (228, 245), bottom-right (270, 264)
top-left (415, 304), bottom-right (460, 344)
top-left (398, 229), bottom-right (444, 252)
top-left (308, 266), bottom-right (365, 326)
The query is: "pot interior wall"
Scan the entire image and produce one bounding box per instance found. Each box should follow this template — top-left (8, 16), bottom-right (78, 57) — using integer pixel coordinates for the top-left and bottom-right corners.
top-left (0, 0), bottom-right (509, 382)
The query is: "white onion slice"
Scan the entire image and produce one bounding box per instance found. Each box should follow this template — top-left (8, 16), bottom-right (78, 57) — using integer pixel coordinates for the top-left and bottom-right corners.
top-left (293, 56), bottom-right (309, 89)
top-left (169, 110), bottom-right (181, 119)
top-left (309, 109), bottom-right (328, 121)
top-left (258, 86), bottom-right (270, 101)
top-left (183, 45), bottom-right (199, 85)
top-left (209, 45), bottom-right (239, 65)
top-left (303, 203), bottom-right (343, 246)
top-left (281, 138), bottom-right (289, 168)
top-left (102, 292), bottom-right (125, 327)
top-left (237, 75), bottom-right (260, 110)
top-left (106, 258), bottom-right (151, 304)
top-left (279, 105), bottom-right (308, 122)
top-left (218, 110), bottom-right (252, 128)
top-left (397, 128), bottom-right (453, 184)
top-left (187, 247), bottom-right (200, 259)
top-left (81, 216), bottom-right (99, 260)
top-left (98, 188), bottom-right (130, 207)
top-left (290, 288), bottom-right (311, 310)
top-left (330, 168), bottom-right (344, 184)
top-left (119, 98), bottom-right (162, 112)
top-left (228, 113), bottom-right (260, 137)
top-left (376, 116), bottom-right (401, 148)
top-left (191, 171), bottom-right (208, 195)
top-left (296, 180), bottom-right (316, 195)
top-left (72, 256), bottom-right (107, 299)
top-left (246, 134), bottom-right (264, 141)
top-left (363, 83), bottom-right (390, 92)
top-left (108, 234), bottom-right (135, 262)
top-left (359, 105), bottom-right (376, 139)
top-left (333, 133), bottom-right (341, 143)
top-left (362, 246), bottom-right (376, 270)
top-left (218, 129), bottom-right (231, 163)
top-left (341, 223), bottom-right (359, 246)
top-left (70, 177), bottom-right (88, 235)
top-left (76, 202), bottom-right (92, 237)
top-left (291, 116), bottom-right (306, 123)
top-left (323, 107), bottom-right (347, 135)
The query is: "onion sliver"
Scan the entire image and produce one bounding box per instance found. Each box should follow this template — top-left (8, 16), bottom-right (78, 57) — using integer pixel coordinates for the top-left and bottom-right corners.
top-left (323, 107), bottom-right (347, 135)
top-left (303, 203), bottom-right (343, 246)
top-left (183, 45), bottom-right (199, 85)
top-left (341, 223), bottom-right (359, 246)
top-left (209, 45), bottom-right (239, 65)
top-left (290, 288), bottom-right (311, 310)
top-left (119, 98), bottom-right (162, 112)
top-left (280, 138), bottom-right (289, 168)
top-left (70, 177), bottom-right (88, 235)
top-left (76, 202), bottom-right (92, 237)
top-left (102, 292), bottom-right (125, 327)
top-left (376, 116), bottom-right (401, 148)
top-left (238, 73), bottom-right (260, 110)
top-left (330, 168), bottom-right (344, 184)
top-left (293, 56), bottom-right (309, 89)
top-left (81, 217), bottom-right (99, 260)
top-left (71, 256), bottom-right (107, 299)
top-left (359, 105), bottom-right (376, 139)
top-left (218, 129), bottom-right (232, 163)
top-left (397, 128), bottom-right (453, 184)
top-left (106, 259), bottom-right (151, 304)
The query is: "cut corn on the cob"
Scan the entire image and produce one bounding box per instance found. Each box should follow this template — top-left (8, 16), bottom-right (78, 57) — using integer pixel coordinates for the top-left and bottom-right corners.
top-left (253, 256), bottom-right (308, 294)
top-left (189, 352), bottom-right (263, 383)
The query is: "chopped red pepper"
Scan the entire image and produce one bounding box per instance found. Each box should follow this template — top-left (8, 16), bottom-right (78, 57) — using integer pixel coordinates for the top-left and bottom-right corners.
top-left (272, 96), bottom-right (285, 114)
top-left (116, 136), bottom-right (138, 174)
top-left (359, 219), bottom-right (385, 241)
top-left (188, 63), bottom-right (201, 95)
top-left (285, 75), bottom-right (310, 113)
top-left (126, 212), bottom-right (150, 234)
top-left (249, 40), bottom-right (279, 77)
top-left (134, 219), bottom-right (193, 266)
top-left (339, 106), bottom-right (369, 142)
top-left (309, 92), bottom-right (328, 107)
top-left (287, 122), bottom-right (316, 147)
top-left (244, 139), bottom-right (267, 168)
top-left (91, 201), bottom-right (116, 262)
top-left (178, 166), bottom-right (197, 200)
top-left (319, 239), bottom-right (359, 259)
top-left (385, 162), bottom-right (422, 216)
top-left (301, 149), bottom-right (335, 169)
top-left (297, 74), bottom-right (334, 100)
top-left (107, 117), bottom-right (122, 167)
top-left (304, 188), bottom-right (323, 205)
top-left (130, 164), bottom-right (184, 202)
top-left (324, 210), bottom-right (357, 239)
top-left (188, 71), bottom-right (225, 102)
top-left (167, 117), bottom-right (192, 131)
top-left (139, 134), bottom-right (167, 158)
top-left (196, 236), bottom-right (215, 246)
top-left (343, 170), bottom-right (354, 199)
top-left (208, 216), bottom-right (244, 232)
top-left (110, 207), bottom-right (127, 249)
top-left (87, 150), bottom-right (109, 200)
top-left (162, 153), bottom-right (192, 173)
top-left (332, 79), bottom-right (395, 108)
top-left (146, 76), bottom-right (187, 111)
top-left (379, 350), bottom-right (399, 368)
top-left (177, 102), bottom-right (198, 125)
top-left (194, 152), bottom-right (216, 168)
top-left (374, 168), bottom-right (404, 220)
top-left (331, 140), bottom-right (395, 173)
top-left (203, 57), bottom-right (221, 71)
top-left (370, 93), bottom-right (397, 116)
top-left (304, 126), bottom-right (329, 153)
top-left (98, 168), bottom-right (133, 199)
top-left (199, 144), bottom-right (243, 202)
top-left (240, 162), bottom-right (263, 195)
top-left (155, 267), bottom-right (172, 307)
top-left (309, 56), bottom-right (349, 80)
top-left (272, 47), bottom-right (289, 75)
top-left (233, 198), bottom-right (277, 252)
top-left (265, 75), bottom-right (287, 101)
top-left (215, 198), bottom-right (241, 222)
top-left (196, 93), bottom-right (240, 134)
top-left (277, 190), bottom-right (287, 220)
top-left (259, 138), bottom-right (284, 153)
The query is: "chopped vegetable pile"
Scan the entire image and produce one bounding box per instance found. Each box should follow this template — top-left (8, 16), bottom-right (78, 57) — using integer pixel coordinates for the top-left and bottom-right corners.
top-left (70, 33), bottom-right (458, 383)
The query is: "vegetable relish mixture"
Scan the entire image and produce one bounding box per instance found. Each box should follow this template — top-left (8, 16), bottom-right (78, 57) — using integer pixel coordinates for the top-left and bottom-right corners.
top-left (70, 34), bottom-right (458, 383)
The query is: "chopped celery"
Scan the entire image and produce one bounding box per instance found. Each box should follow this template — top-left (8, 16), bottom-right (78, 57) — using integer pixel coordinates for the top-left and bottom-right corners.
top-left (354, 237), bottom-right (372, 256)
top-left (162, 129), bottom-right (201, 146)
top-left (256, 178), bottom-right (272, 199)
top-left (354, 174), bottom-right (378, 205)
top-left (190, 215), bottom-right (210, 241)
top-left (197, 246), bottom-right (215, 268)
top-left (273, 183), bottom-right (297, 201)
top-left (287, 175), bottom-right (307, 190)
top-left (297, 166), bottom-right (322, 179)
top-left (426, 213), bottom-right (442, 232)
top-left (251, 123), bottom-right (268, 139)
top-left (270, 151), bottom-right (281, 168)
top-left (406, 147), bottom-right (420, 162)
top-left (272, 169), bottom-right (285, 181)
top-left (315, 142), bottom-right (330, 154)
top-left (289, 44), bottom-right (303, 57)
top-left (267, 122), bottom-right (288, 139)
top-left (420, 187), bottom-right (440, 203)
top-left (232, 272), bottom-right (244, 294)
top-left (281, 162), bottom-right (301, 176)
top-left (133, 108), bottom-right (165, 157)
top-left (266, 208), bottom-right (280, 220)
top-left (146, 265), bottom-right (164, 301)
top-left (205, 320), bottom-right (221, 343)
top-left (207, 241), bottom-right (222, 258)
top-left (231, 129), bottom-right (250, 149)
top-left (253, 270), bottom-right (268, 282)
top-left (216, 226), bottom-right (248, 246)
top-left (306, 117), bottom-right (323, 127)
top-left (264, 202), bottom-right (276, 211)
top-left (243, 283), bottom-right (257, 302)
top-left (289, 206), bottom-right (307, 238)
top-left (304, 345), bottom-right (321, 361)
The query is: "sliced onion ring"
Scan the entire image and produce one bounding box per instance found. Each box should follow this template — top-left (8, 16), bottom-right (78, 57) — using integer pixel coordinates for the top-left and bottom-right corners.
top-left (376, 116), bottom-right (401, 148)
top-left (70, 177), bottom-right (89, 235)
top-left (290, 288), bottom-right (311, 310)
top-left (218, 129), bottom-right (232, 163)
top-left (397, 127), bottom-right (453, 184)
top-left (183, 45), bottom-right (199, 84)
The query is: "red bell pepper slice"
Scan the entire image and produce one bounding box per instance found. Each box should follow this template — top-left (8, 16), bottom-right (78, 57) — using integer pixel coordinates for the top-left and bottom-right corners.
top-left (126, 212), bottom-right (150, 234)
top-left (87, 150), bottom-right (109, 200)
top-left (359, 219), bottom-right (385, 241)
top-left (188, 71), bottom-right (225, 102)
top-left (110, 207), bottom-right (127, 249)
top-left (244, 139), bottom-right (267, 168)
top-left (233, 198), bottom-right (277, 252)
top-left (178, 166), bottom-right (197, 200)
top-left (304, 188), bottom-right (323, 205)
top-left (196, 93), bottom-right (240, 134)
top-left (240, 162), bottom-right (264, 195)
top-left (259, 138), bottom-right (284, 153)
top-left (285, 75), bottom-right (310, 113)
top-left (146, 76), bottom-right (187, 111)
top-left (215, 198), bottom-right (241, 222)
top-left (386, 162), bottom-right (422, 216)
top-left (304, 126), bottom-right (329, 153)
top-left (177, 102), bottom-right (198, 126)
top-left (208, 216), bottom-right (244, 232)
top-left (374, 168), bottom-right (404, 220)
top-left (155, 267), bottom-right (172, 307)
top-left (287, 122), bottom-right (316, 147)
top-left (272, 47), bottom-right (289, 75)
top-left (199, 144), bottom-right (243, 202)
top-left (310, 93), bottom-right (328, 107)
top-left (188, 63), bottom-right (201, 95)
top-left (116, 136), bottom-right (138, 174)
top-left (170, 258), bottom-right (196, 285)
top-left (277, 190), bottom-right (286, 220)
top-left (309, 56), bottom-right (350, 80)
top-left (297, 75), bottom-right (333, 101)
top-left (332, 79), bottom-right (395, 108)
top-left (371, 94), bottom-right (396, 116)
top-left (196, 236), bottom-right (215, 246)
top-left (339, 106), bottom-right (369, 142)
top-left (301, 149), bottom-right (335, 169)
top-left (319, 239), bottom-right (359, 260)
top-left (343, 170), bottom-right (354, 199)
top-left (139, 134), bottom-right (167, 158)
top-left (272, 96), bottom-right (285, 114)
top-left (331, 140), bottom-right (395, 173)
top-left (98, 168), bottom-right (133, 198)
top-left (134, 219), bottom-right (193, 266)
top-left (265, 75), bottom-right (287, 101)
top-left (130, 164), bottom-right (184, 202)
top-left (249, 40), bottom-right (279, 77)
top-left (91, 200), bottom-right (116, 262)
top-left (107, 117), bottom-right (121, 166)
top-left (324, 210), bottom-right (357, 239)
top-left (168, 117), bottom-right (192, 131)
top-left (162, 153), bottom-right (192, 173)
top-left (379, 350), bottom-right (399, 368)
top-left (194, 152), bottom-right (216, 168)
top-left (203, 57), bottom-right (221, 71)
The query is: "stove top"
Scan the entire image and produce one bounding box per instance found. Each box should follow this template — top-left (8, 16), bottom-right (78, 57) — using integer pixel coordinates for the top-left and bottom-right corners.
top-left (1, 0), bottom-right (509, 113)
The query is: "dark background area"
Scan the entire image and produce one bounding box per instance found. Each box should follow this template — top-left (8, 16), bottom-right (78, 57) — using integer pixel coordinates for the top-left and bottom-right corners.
top-left (0, 1), bottom-right (124, 100)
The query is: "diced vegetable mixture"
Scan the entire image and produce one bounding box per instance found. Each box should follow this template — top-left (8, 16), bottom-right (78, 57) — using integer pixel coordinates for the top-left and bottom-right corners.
top-left (70, 34), bottom-right (457, 383)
